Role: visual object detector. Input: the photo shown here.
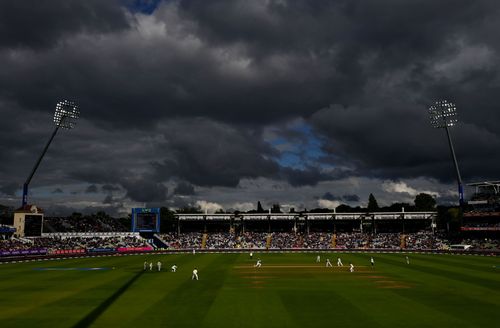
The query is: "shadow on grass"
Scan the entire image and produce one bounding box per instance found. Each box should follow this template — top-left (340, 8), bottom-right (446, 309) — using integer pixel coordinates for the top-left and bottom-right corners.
top-left (72, 271), bottom-right (144, 328)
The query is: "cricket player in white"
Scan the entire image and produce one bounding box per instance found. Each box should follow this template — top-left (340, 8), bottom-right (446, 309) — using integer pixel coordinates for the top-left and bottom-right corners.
top-left (192, 268), bottom-right (199, 280)
top-left (149, 262), bottom-right (153, 271)
top-left (326, 259), bottom-right (333, 267)
top-left (316, 255), bottom-right (321, 263)
top-left (250, 252), bottom-right (253, 259)
top-left (370, 257), bottom-right (374, 268)
top-left (171, 264), bottom-right (177, 272)
top-left (254, 259), bottom-right (262, 268)
top-left (406, 256), bottom-right (410, 264)
top-left (192, 249), bottom-right (196, 255)
top-left (350, 263), bottom-right (354, 272)
top-left (337, 257), bottom-right (343, 266)
top-left (143, 261), bottom-right (147, 271)
top-left (157, 261), bottom-right (162, 271)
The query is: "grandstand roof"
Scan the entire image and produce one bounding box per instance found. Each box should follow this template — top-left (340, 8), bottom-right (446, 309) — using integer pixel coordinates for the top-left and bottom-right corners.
top-left (466, 181), bottom-right (500, 187)
top-left (175, 211), bottom-right (437, 221)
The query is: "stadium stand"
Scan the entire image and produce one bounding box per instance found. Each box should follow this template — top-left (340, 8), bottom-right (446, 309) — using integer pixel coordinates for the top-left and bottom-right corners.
top-left (2, 209), bottom-right (499, 260)
top-left (29, 235), bottom-right (150, 251)
top-left (43, 216), bottom-right (128, 233)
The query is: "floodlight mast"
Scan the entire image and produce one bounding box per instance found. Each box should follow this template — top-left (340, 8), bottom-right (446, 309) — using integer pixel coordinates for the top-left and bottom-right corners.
top-left (21, 100), bottom-right (80, 207)
top-left (428, 100), bottom-right (464, 206)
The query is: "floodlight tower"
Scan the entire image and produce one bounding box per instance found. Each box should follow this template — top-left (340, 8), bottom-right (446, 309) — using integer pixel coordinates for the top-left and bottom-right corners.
top-left (428, 100), bottom-right (464, 206)
top-left (21, 100), bottom-right (80, 207)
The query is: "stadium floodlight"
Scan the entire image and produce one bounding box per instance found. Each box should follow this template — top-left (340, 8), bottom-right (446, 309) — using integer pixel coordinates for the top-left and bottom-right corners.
top-left (22, 100), bottom-right (80, 207)
top-left (428, 99), bottom-right (464, 206)
top-left (429, 100), bottom-right (458, 128)
top-left (53, 100), bottom-right (80, 129)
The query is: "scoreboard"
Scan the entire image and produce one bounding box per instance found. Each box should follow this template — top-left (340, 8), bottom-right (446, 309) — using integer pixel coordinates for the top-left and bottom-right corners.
top-left (131, 208), bottom-right (160, 233)
top-left (24, 215), bottom-right (43, 237)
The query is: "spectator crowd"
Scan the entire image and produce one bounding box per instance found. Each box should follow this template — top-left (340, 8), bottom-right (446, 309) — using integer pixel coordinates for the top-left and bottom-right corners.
top-left (2, 231), bottom-right (499, 255)
top-left (43, 216), bottom-right (128, 233)
top-left (1, 234), bottom-right (150, 253)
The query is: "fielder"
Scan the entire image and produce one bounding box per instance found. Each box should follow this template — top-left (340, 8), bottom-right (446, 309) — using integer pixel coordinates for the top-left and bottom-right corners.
top-left (143, 260), bottom-right (147, 271)
top-left (326, 258), bottom-right (333, 267)
top-left (316, 255), bottom-right (321, 263)
top-left (192, 268), bottom-right (199, 280)
top-left (370, 257), bottom-right (374, 268)
top-left (350, 263), bottom-right (354, 272)
top-left (406, 256), bottom-right (410, 265)
top-left (149, 262), bottom-right (153, 271)
top-left (250, 252), bottom-right (253, 259)
top-left (157, 261), bottom-right (162, 271)
top-left (254, 259), bottom-right (262, 268)
top-left (337, 257), bottom-right (343, 266)
top-left (171, 264), bottom-right (177, 272)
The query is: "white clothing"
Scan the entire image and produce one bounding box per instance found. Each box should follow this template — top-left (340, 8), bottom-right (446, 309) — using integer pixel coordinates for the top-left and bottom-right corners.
top-left (316, 255), bottom-right (321, 263)
top-left (337, 258), bottom-right (343, 266)
top-left (157, 261), bottom-right (162, 271)
top-left (171, 265), bottom-right (177, 272)
top-left (350, 264), bottom-right (354, 272)
top-left (149, 262), bottom-right (153, 271)
top-left (192, 269), bottom-right (199, 280)
top-left (254, 260), bottom-right (262, 268)
top-left (326, 259), bottom-right (333, 267)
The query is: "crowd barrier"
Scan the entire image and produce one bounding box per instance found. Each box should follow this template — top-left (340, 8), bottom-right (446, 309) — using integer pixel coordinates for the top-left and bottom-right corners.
top-left (0, 247), bottom-right (497, 263)
top-left (0, 249), bottom-right (47, 257)
top-left (117, 246), bottom-right (154, 253)
top-left (89, 248), bottom-right (116, 253)
top-left (51, 249), bottom-right (86, 255)
top-left (40, 232), bottom-right (140, 238)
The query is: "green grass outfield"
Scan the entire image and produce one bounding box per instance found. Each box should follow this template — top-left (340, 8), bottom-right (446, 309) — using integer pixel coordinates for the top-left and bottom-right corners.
top-left (0, 252), bottom-right (499, 327)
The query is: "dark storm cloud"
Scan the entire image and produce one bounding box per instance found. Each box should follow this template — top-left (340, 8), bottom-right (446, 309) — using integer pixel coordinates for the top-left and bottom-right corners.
top-left (343, 194), bottom-right (360, 202)
top-left (103, 194), bottom-right (115, 205)
top-left (321, 192), bottom-right (341, 201)
top-left (0, 0), bottom-right (130, 49)
top-left (1, 0), bottom-right (500, 211)
top-left (122, 179), bottom-right (168, 203)
top-left (85, 184), bottom-right (99, 193)
top-left (2, 0), bottom-right (499, 129)
top-left (311, 101), bottom-right (500, 183)
top-left (281, 166), bottom-right (330, 187)
top-left (168, 195), bottom-right (195, 209)
top-left (71, 167), bottom-right (168, 203)
top-left (0, 182), bottom-right (18, 196)
top-left (173, 181), bottom-right (195, 195)
top-left (173, 0), bottom-right (500, 183)
top-left (152, 119), bottom-right (281, 187)
top-left (45, 203), bottom-right (126, 217)
top-left (102, 184), bottom-right (121, 193)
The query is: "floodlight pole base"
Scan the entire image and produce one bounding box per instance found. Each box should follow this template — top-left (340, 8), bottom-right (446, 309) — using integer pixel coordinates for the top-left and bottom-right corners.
top-left (21, 183), bottom-right (28, 207)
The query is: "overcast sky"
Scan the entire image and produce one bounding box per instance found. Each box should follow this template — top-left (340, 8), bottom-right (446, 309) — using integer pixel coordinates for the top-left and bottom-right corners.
top-left (1, 0), bottom-right (499, 216)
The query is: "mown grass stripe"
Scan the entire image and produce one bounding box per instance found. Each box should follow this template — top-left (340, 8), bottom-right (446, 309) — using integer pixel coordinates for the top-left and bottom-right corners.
top-left (72, 271), bottom-right (145, 328)
top-left (375, 254), bottom-right (500, 291)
